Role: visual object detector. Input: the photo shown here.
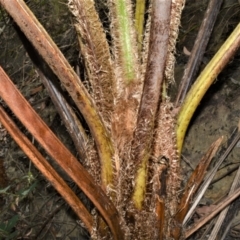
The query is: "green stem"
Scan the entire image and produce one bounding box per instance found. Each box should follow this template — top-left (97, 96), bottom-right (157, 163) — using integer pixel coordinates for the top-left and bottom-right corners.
top-left (114, 0), bottom-right (137, 83)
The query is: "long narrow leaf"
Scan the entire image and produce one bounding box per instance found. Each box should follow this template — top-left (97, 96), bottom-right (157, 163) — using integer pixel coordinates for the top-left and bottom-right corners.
top-left (177, 23), bottom-right (240, 153)
top-left (175, 0), bottom-right (223, 106)
top-left (209, 163), bottom-right (240, 238)
top-left (172, 137), bottom-right (223, 239)
top-left (183, 124), bottom-right (240, 226)
top-left (185, 186), bottom-right (240, 238)
top-left (0, 67), bottom-right (124, 240)
top-left (0, 106), bottom-right (93, 232)
top-left (13, 23), bottom-right (88, 161)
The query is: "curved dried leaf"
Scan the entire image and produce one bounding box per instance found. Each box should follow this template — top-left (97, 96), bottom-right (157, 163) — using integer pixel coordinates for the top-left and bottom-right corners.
top-left (0, 67), bottom-right (124, 239)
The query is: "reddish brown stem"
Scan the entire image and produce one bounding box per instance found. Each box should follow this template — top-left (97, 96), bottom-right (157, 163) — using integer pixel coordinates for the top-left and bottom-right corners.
top-left (131, 0), bottom-right (171, 209)
top-left (132, 0), bottom-right (171, 164)
top-left (0, 67), bottom-right (124, 240)
top-left (0, 0), bottom-right (115, 191)
top-left (0, 105), bottom-right (93, 232)
top-left (13, 22), bottom-right (88, 161)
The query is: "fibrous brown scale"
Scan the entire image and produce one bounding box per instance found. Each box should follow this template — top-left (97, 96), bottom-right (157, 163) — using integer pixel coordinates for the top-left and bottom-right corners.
top-left (69, 0), bottom-right (116, 127)
top-left (153, 100), bottom-right (181, 239)
top-left (165, 0), bottom-right (186, 83)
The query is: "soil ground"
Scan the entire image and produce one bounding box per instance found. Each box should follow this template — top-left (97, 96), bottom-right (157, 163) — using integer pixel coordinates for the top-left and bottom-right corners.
top-left (0, 0), bottom-right (240, 239)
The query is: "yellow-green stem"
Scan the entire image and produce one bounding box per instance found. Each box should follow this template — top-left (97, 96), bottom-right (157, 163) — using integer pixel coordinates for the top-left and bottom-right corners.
top-left (135, 0), bottom-right (146, 52)
top-left (132, 156), bottom-right (148, 209)
top-left (177, 23), bottom-right (240, 153)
